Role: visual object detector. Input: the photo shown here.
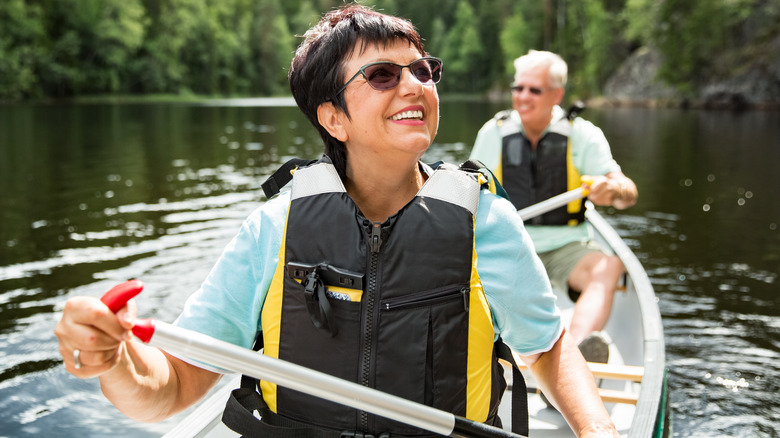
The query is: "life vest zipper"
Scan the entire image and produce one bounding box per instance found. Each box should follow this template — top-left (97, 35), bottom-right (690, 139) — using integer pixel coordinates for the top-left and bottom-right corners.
top-left (359, 221), bottom-right (382, 431)
top-left (381, 284), bottom-right (469, 311)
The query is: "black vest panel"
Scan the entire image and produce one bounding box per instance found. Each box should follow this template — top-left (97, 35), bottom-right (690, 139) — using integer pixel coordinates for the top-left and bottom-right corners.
top-left (265, 160), bottom-right (499, 436)
top-left (501, 123), bottom-right (585, 225)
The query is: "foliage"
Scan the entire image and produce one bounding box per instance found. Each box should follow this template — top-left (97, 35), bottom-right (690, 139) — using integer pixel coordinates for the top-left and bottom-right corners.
top-left (621, 0), bottom-right (775, 94)
top-left (439, 0), bottom-right (484, 92)
top-left (0, 0), bottom-right (773, 101)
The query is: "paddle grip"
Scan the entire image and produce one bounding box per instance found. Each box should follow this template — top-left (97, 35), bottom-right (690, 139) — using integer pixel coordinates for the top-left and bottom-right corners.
top-left (98, 279), bottom-right (155, 343)
top-left (100, 279), bottom-right (144, 313)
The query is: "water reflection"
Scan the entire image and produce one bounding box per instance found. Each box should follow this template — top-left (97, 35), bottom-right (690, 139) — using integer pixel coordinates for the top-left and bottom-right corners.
top-left (0, 101), bottom-right (778, 437)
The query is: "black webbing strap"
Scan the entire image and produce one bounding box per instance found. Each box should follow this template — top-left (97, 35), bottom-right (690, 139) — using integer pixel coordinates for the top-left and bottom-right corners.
top-left (222, 388), bottom-right (347, 438)
top-left (566, 101), bottom-right (586, 121)
top-left (302, 269), bottom-right (338, 336)
top-left (458, 159), bottom-right (511, 202)
top-left (261, 158), bottom-right (317, 199)
top-left (221, 333), bottom-right (345, 438)
top-left (496, 340), bottom-right (529, 437)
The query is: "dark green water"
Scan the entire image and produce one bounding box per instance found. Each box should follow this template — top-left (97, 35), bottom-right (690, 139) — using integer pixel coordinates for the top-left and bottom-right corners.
top-left (0, 99), bottom-right (777, 437)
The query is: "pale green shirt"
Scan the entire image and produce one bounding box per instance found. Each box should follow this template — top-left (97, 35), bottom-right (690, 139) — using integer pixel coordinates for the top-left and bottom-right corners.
top-left (470, 105), bottom-right (620, 253)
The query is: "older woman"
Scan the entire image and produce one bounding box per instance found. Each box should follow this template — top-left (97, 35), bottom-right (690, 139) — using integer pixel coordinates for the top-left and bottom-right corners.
top-left (55, 4), bottom-right (617, 437)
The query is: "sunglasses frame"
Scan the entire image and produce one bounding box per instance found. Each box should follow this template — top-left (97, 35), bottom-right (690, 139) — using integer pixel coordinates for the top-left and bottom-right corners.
top-left (511, 84), bottom-right (547, 96)
top-left (336, 57), bottom-right (443, 97)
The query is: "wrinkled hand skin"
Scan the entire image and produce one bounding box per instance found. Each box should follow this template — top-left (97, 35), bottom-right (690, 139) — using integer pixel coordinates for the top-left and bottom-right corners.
top-left (55, 295), bottom-right (136, 378)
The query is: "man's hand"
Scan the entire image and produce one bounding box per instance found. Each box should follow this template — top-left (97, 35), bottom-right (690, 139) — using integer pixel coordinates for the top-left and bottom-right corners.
top-left (582, 172), bottom-right (637, 209)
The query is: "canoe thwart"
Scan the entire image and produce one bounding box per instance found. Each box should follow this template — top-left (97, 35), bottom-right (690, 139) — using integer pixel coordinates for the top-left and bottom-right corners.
top-left (503, 358), bottom-right (644, 382)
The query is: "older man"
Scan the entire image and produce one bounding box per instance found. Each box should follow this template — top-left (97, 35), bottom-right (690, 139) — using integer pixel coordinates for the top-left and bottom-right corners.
top-left (469, 50), bottom-right (638, 364)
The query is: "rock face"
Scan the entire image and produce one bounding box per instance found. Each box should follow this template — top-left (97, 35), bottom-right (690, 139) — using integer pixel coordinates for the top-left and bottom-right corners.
top-left (602, 42), bottom-right (780, 110)
top-left (699, 35), bottom-right (780, 110)
top-left (603, 46), bottom-right (678, 104)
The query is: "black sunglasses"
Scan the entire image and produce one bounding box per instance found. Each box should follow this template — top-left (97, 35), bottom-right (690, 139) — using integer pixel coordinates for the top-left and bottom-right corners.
top-left (511, 84), bottom-right (546, 96)
top-left (336, 57), bottom-right (443, 96)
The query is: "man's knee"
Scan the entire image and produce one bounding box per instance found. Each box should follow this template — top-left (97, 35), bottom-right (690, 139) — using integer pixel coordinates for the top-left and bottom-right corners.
top-left (569, 253), bottom-right (623, 292)
top-left (604, 255), bottom-right (625, 278)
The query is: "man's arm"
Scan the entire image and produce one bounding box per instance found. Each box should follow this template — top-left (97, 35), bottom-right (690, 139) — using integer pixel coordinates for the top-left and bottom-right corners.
top-left (518, 330), bottom-right (619, 438)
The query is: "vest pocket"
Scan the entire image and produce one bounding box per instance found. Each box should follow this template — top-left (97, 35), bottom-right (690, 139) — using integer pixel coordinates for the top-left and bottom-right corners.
top-left (380, 283), bottom-right (469, 311)
top-left (373, 284), bottom-right (470, 434)
top-left (276, 274), bottom-right (363, 429)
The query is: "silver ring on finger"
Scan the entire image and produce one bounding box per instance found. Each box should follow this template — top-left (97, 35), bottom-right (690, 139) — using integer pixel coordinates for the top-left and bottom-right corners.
top-left (73, 349), bottom-right (82, 369)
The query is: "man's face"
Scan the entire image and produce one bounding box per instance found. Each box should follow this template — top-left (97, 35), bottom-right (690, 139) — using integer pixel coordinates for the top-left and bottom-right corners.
top-left (512, 65), bottom-right (564, 130)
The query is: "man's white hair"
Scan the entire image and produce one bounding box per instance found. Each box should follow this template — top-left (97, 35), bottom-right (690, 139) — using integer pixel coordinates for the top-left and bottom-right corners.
top-left (513, 50), bottom-right (568, 89)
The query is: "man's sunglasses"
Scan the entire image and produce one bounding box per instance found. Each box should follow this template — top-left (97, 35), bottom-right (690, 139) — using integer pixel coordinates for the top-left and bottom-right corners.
top-left (511, 84), bottom-right (546, 96)
top-left (336, 57), bottom-right (443, 96)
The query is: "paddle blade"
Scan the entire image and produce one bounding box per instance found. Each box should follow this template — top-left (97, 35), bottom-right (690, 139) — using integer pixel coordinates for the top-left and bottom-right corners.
top-left (100, 280), bottom-right (144, 313)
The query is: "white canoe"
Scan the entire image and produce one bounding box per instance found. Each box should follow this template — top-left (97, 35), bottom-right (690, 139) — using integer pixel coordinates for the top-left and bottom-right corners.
top-left (164, 204), bottom-right (669, 438)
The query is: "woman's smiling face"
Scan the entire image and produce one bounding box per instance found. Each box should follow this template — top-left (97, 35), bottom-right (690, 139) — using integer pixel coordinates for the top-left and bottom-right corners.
top-left (335, 39), bottom-right (440, 162)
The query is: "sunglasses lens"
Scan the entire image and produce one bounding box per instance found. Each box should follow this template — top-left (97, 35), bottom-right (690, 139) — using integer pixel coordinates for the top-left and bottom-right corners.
top-left (364, 63), bottom-right (402, 90)
top-left (513, 85), bottom-right (544, 95)
top-left (361, 58), bottom-right (442, 91)
top-left (411, 59), bottom-right (442, 84)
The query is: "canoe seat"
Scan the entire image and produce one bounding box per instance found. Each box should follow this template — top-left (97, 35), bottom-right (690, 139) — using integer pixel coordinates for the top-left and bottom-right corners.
top-left (504, 360), bottom-right (645, 405)
top-left (506, 357), bottom-right (644, 382)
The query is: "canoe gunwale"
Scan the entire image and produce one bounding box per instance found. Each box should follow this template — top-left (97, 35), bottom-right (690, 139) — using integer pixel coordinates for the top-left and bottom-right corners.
top-left (585, 204), bottom-right (667, 438)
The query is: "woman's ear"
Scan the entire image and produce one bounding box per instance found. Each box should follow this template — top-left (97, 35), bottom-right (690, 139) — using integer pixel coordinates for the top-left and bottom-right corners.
top-left (317, 101), bottom-right (348, 142)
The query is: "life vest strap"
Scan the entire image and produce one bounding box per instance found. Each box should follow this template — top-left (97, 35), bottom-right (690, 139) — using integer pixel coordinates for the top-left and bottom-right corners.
top-left (495, 339), bottom-right (529, 437)
top-left (223, 333), bottom-right (527, 437)
top-left (302, 268), bottom-right (338, 337)
top-left (456, 159), bottom-right (511, 201)
top-left (262, 157), bottom-right (318, 199)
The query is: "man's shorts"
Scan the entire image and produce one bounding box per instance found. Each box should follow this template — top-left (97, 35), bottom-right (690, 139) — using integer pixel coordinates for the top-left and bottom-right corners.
top-left (537, 240), bottom-right (605, 298)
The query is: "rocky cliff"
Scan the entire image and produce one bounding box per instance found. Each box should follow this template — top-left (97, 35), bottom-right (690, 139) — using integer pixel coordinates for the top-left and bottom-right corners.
top-left (598, 39), bottom-right (780, 110)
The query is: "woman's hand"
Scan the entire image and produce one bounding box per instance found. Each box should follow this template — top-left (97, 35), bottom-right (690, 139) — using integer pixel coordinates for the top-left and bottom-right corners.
top-left (55, 295), bottom-right (136, 378)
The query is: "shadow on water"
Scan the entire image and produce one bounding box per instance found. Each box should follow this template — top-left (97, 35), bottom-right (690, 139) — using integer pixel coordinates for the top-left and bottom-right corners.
top-left (0, 100), bottom-right (778, 437)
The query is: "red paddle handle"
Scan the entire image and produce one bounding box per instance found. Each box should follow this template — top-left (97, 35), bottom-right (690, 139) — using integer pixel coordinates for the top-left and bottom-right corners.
top-left (100, 280), bottom-right (144, 312)
top-left (99, 280), bottom-right (155, 343)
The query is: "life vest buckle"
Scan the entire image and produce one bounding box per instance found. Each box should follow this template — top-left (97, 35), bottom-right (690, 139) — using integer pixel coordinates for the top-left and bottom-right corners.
top-left (301, 268), bottom-right (338, 336)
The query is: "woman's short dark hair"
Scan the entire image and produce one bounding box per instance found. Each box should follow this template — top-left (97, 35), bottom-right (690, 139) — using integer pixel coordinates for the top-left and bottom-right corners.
top-left (289, 3), bottom-right (427, 179)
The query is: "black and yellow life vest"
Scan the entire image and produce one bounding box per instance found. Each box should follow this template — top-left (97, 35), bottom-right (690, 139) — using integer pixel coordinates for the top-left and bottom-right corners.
top-left (223, 156), bottom-right (526, 437)
top-left (494, 106), bottom-right (586, 226)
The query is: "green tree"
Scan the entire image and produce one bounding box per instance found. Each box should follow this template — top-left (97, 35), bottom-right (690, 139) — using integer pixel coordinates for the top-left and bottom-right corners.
top-left (564, 0), bottom-right (616, 97)
top-left (290, 0), bottom-right (321, 37)
top-left (621, 0), bottom-right (768, 93)
top-left (500, 9), bottom-right (533, 85)
top-left (427, 16), bottom-right (447, 58)
top-left (39, 0), bottom-right (146, 95)
top-left (0, 0), bottom-right (46, 99)
top-left (440, 0), bottom-right (484, 93)
top-left (130, 0), bottom-right (202, 93)
top-left (250, 0), bottom-right (295, 95)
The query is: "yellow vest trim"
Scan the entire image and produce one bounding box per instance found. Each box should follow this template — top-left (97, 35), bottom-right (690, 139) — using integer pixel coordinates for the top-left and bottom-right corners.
top-left (566, 129), bottom-right (583, 223)
top-left (466, 222), bottom-right (495, 422)
top-left (260, 209), bottom-right (291, 413)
